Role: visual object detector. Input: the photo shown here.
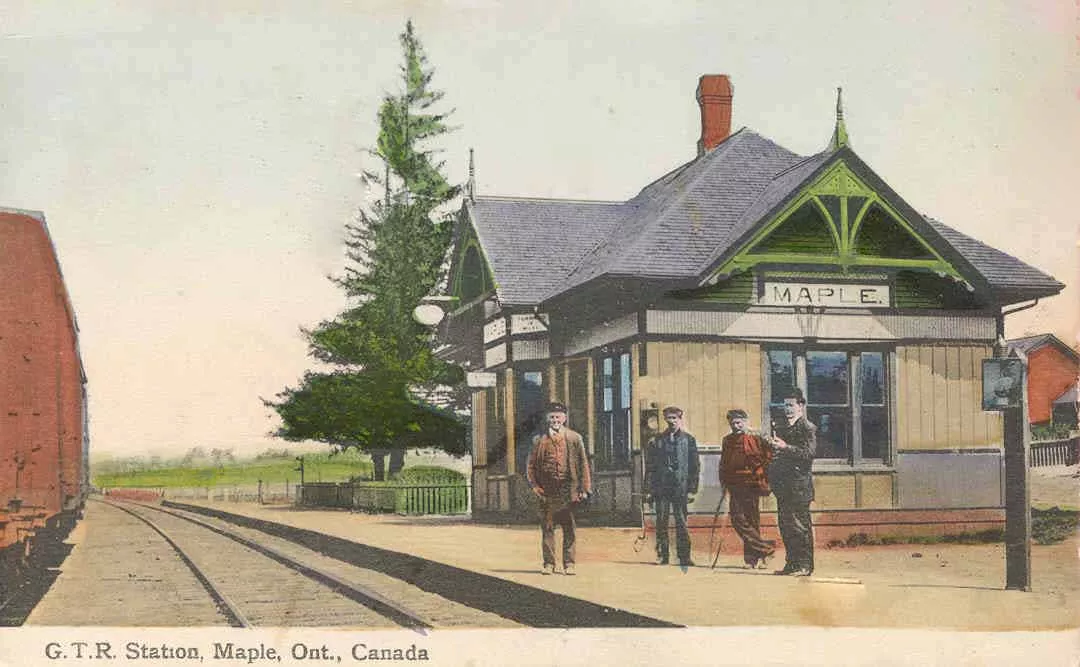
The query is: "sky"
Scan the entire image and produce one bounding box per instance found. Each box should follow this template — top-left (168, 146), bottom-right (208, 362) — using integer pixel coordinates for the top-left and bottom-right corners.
top-left (1, 1), bottom-right (1076, 458)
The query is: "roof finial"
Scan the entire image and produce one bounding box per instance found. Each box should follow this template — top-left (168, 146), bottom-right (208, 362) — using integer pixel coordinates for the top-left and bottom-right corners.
top-left (829, 86), bottom-right (849, 151)
top-left (467, 148), bottom-right (476, 202)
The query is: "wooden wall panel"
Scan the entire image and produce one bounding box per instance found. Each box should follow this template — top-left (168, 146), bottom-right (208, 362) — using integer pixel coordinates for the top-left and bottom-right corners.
top-left (813, 476), bottom-right (856, 509)
top-left (472, 390), bottom-right (487, 466)
top-left (896, 344), bottom-right (1002, 450)
top-left (641, 342), bottom-right (763, 444)
top-left (859, 473), bottom-right (894, 509)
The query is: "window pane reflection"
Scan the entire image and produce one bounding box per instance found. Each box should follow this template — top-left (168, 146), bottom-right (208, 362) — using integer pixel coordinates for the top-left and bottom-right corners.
top-left (861, 352), bottom-right (884, 405)
top-left (807, 351), bottom-right (848, 405)
top-left (768, 350), bottom-right (795, 404)
top-left (808, 406), bottom-right (849, 459)
top-left (861, 406), bottom-right (887, 460)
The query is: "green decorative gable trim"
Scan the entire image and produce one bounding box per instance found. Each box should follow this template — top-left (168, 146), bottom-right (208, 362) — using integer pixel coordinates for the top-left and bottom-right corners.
top-left (711, 160), bottom-right (965, 284)
top-left (451, 224), bottom-right (495, 302)
top-left (828, 87), bottom-right (849, 151)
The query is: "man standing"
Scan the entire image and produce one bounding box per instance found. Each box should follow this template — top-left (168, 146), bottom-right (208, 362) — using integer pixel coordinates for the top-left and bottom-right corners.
top-left (646, 406), bottom-right (700, 567)
top-left (527, 402), bottom-right (592, 576)
top-left (720, 409), bottom-right (776, 569)
top-left (768, 389), bottom-right (817, 577)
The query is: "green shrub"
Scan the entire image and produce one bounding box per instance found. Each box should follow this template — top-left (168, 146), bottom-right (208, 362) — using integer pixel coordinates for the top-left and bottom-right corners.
top-left (392, 465), bottom-right (466, 485)
top-left (1032, 507), bottom-right (1080, 545)
top-left (1031, 423), bottom-right (1075, 442)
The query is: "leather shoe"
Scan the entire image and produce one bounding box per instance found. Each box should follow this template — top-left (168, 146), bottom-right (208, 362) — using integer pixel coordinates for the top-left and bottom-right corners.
top-left (774, 565), bottom-right (799, 576)
top-left (655, 556), bottom-right (669, 565)
top-left (541, 563), bottom-right (555, 575)
top-left (790, 568), bottom-right (813, 577)
top-left (563, 564), bottom-right (576, 576)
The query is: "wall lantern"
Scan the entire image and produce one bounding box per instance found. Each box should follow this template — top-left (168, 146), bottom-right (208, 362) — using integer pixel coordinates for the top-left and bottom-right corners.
top-left (412, 296), bottom-right (458, 327)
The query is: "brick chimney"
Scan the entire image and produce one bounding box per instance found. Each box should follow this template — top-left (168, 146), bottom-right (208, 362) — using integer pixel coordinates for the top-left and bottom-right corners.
top-left (696, 74), bottom-right (733, 156)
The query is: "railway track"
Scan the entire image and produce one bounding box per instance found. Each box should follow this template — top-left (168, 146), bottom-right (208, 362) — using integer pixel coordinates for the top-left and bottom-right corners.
top-left (100, 499), bottom-right (443, 629)
top-left (162, 500), bottom-right (680, 628)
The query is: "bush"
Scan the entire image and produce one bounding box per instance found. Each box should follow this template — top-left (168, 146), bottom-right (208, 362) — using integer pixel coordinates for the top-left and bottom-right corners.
top-left (1031, 423), bottom-right (1075, 442)
top-left (1032, 507), bottom-right (1079, 545)
top-left (392, 465), bottom-right (466, 485)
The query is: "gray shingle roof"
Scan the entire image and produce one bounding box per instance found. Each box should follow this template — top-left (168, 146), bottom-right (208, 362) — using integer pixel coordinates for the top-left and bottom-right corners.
top-left (467, 197), bottom-right (631, 305)
top-left (1007, 333), bottom-right (1079, 361)
top-left (463, 129), bottom-right (1064, 306)
top-left (924, 218), bottom-right (1063, 294)
top-left (561, 129), bottom-right (807, 290)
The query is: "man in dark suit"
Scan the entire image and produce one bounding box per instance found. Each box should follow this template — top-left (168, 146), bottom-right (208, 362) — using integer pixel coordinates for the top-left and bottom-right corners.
top-left (768, 388), bottom-right (817, 577)
top-left (646, 406), bottom-right (700, 567)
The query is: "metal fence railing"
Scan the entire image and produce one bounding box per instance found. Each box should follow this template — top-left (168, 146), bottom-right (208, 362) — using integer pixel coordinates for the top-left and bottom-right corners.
top-left (1030, 437), bottom-right (1079, 467)
top-left (299, 482), bottom-right (469, 515)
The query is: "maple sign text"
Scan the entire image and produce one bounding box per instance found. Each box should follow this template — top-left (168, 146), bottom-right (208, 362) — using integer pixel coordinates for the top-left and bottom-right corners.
top-left (761, 282), bottom-right (890, 308)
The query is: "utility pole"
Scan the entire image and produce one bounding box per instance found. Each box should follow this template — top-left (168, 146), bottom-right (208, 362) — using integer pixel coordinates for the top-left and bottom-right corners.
top-left (1002, 349), bottom-right (1032, 591)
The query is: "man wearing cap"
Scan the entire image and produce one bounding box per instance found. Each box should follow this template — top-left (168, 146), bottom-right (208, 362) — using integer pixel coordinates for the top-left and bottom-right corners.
top-left (720, 409), bottom-right (776, 569)
top-left (645, 406), bottom-right (700, 567)
top-left (527, 402), bottom-right (592, 576)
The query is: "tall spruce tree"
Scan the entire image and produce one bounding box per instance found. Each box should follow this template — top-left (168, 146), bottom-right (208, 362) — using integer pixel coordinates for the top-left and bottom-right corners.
top-left (266, 20), bottom-right (465, 480)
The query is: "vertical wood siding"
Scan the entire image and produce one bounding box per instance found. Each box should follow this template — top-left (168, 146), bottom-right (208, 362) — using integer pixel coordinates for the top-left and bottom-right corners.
top-left (471, 390), bottom-right (487, 466)
top-left (897, 344), bottom-right (1002, 450)
top-left (636, 341), bottom-right (762, 444)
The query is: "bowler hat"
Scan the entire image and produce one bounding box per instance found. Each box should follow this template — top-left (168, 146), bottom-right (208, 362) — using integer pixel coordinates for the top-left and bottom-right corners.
top-left (545, 402), bottom-right (568, 414)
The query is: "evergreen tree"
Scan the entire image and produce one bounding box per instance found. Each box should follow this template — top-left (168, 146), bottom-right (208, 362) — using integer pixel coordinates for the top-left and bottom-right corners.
top-left (266, 20), bottom-right (466, 480)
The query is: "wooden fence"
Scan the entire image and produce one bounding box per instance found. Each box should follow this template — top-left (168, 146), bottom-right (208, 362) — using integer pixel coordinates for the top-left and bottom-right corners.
top-left (299, 482), bottom-right (470, 515)
top-left (1030, 437), bottom-right (1079, 467)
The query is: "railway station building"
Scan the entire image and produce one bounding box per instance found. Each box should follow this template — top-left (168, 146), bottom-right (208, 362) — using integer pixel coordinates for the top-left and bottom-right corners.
top-left (434, 75), bottom-right (1064, 538)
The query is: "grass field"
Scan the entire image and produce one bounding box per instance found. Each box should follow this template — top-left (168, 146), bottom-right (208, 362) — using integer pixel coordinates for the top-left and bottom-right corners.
top-left (93, 450), bottom-right (374, 488)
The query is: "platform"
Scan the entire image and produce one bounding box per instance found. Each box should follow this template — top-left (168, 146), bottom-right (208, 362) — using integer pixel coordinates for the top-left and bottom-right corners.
top-left (28, 496), bottom-right (1078, 631)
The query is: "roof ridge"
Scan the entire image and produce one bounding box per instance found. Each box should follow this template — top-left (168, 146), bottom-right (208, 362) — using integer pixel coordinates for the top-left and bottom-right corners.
top-left (549, 131), bottom-right (762, 299)
top-left (474, 195), bottom-right (627, 206)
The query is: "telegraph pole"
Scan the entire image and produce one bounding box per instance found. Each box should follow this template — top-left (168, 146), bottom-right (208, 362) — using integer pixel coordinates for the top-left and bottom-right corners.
top-left (994, 329), bottom-right (1031, 591)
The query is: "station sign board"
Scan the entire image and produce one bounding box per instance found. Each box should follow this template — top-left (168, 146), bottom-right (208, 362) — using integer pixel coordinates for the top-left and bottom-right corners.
top-left (760, 281), bottom-right (890, 308)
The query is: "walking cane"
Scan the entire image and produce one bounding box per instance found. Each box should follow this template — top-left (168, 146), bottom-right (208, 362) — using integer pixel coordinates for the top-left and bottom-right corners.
top-left (709, 486), bottom-right (728, 569)
top-left (633, 444), bottom-right (649, 552)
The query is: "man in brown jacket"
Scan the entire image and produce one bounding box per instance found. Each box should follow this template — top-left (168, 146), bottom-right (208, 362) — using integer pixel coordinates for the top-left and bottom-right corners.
top-left (720, 409), bottom-right (776, 569)
top-left (527, 402), bottom-right (592, 575)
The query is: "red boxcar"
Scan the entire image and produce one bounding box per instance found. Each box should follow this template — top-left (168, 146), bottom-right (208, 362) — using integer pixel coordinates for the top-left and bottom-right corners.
top-left (0, 208), bottom-right (87, 568)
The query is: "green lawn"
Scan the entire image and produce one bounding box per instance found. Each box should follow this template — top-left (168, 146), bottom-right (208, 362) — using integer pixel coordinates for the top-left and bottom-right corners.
top-left (93, 451), bottom-right (374, 488)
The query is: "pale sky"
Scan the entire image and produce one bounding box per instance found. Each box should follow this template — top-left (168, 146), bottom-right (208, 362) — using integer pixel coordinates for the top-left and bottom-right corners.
top-left (1, 1), bottom-right (1076, 457)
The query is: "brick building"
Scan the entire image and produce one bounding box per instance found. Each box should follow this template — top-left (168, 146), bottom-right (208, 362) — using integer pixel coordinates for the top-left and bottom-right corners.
top-left (1008, 334), bottom-right (1079, 427)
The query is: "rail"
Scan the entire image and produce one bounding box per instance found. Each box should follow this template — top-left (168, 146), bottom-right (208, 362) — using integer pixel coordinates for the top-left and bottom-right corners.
top-left (1029, 437), bottom-right (1078, 467)
top-left (300, 482), bottom-right (469, 515)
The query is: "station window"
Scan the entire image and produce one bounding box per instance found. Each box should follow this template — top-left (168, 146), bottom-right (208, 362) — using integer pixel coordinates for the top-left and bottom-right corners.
top-left (595, 350), bottom-right (632, 470)
top-left (766, 348), bottom-right (890, 464)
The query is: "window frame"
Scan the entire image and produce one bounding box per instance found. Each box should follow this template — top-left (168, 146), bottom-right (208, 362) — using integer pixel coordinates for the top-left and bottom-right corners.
top-left (763, 344), bottom-right (894, 467)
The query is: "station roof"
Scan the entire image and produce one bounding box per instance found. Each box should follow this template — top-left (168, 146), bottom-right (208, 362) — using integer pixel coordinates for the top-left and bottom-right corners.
top-left (466, 128), bottom-right (1063, 307)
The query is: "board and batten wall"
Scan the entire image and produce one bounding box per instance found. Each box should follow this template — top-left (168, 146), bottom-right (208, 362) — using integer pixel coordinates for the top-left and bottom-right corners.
top-left (895, 344), bottom-right (1004, 508)
top-left (634, 341), bottom-right (764, 446)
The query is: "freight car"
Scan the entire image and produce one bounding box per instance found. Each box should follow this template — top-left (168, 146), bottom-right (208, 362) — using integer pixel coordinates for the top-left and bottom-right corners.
top-left (0, 208), bottom-right (88, 603)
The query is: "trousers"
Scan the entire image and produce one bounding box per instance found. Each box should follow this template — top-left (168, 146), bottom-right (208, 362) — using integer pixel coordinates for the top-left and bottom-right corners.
top-left (539, 492), bottom-right (577, 566)
top-left (776, 497), bottom-right (814, 571)
top-left (728, 487), bottom-right (776, 564)
top-left (654, 495), bottom-right (691, 563)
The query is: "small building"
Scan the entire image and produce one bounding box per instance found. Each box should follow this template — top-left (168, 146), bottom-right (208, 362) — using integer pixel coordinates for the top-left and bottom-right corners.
top-left (1007, 334), bottom-right (1079, 427)
top-left (436, 75), bottom-right (1064, 538)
